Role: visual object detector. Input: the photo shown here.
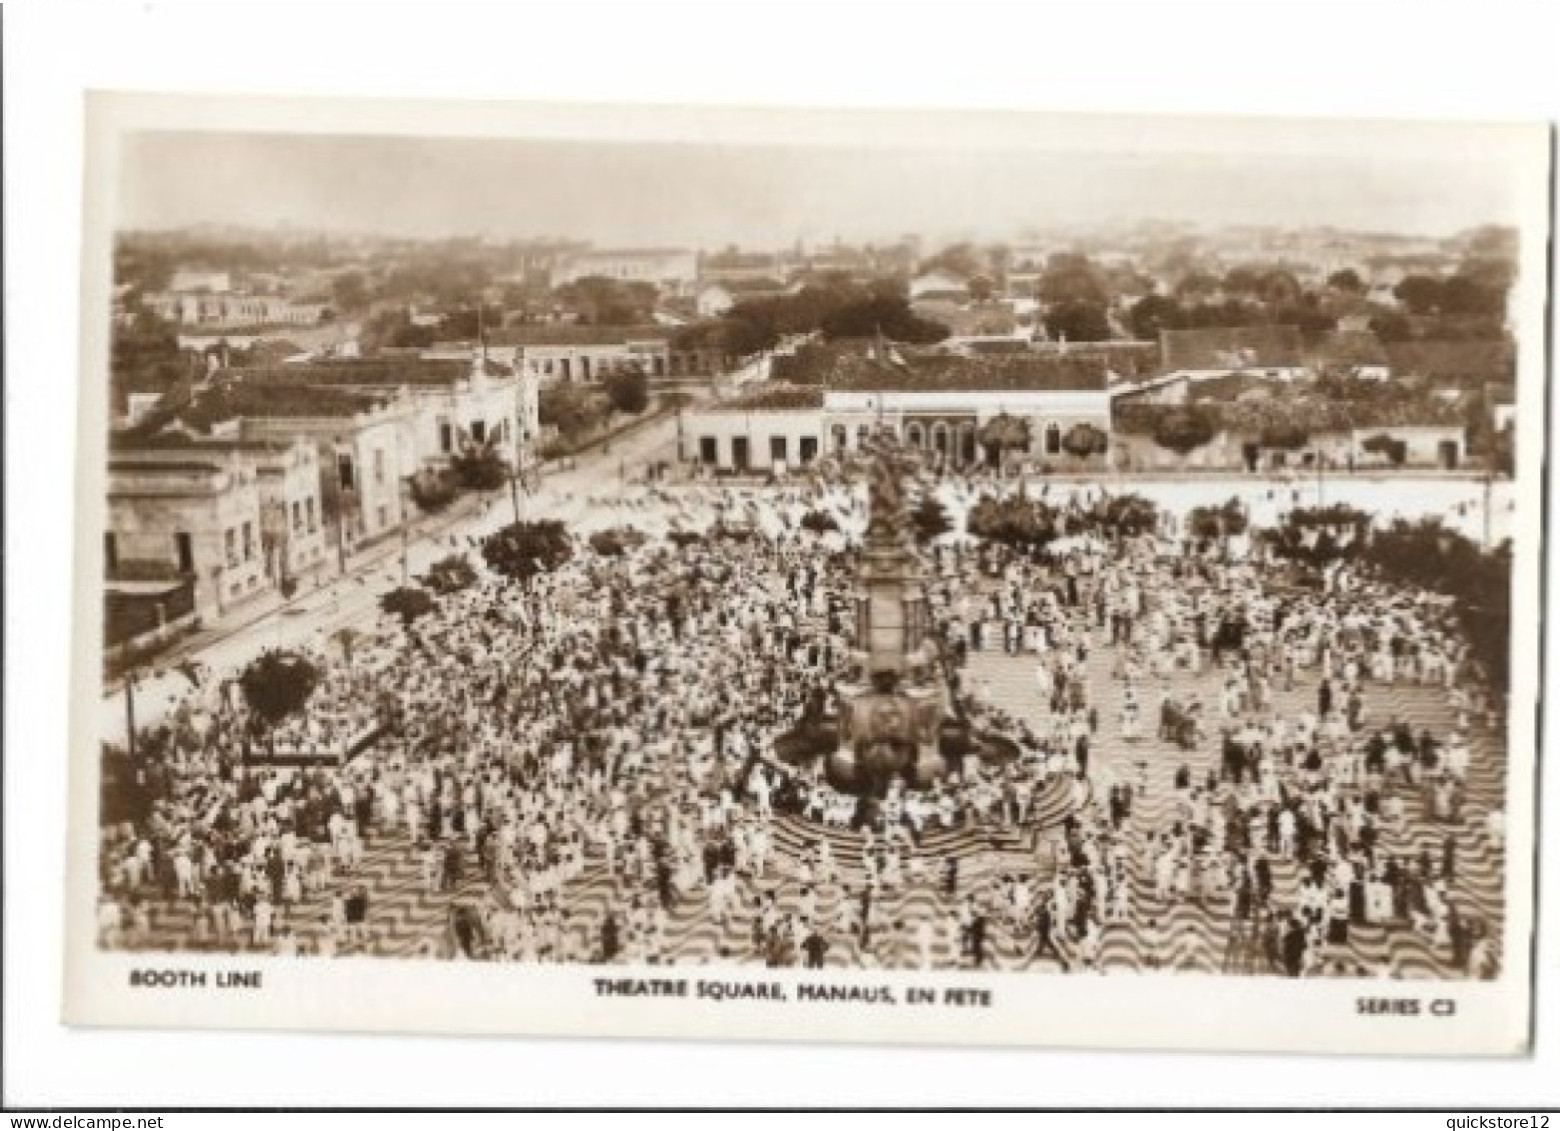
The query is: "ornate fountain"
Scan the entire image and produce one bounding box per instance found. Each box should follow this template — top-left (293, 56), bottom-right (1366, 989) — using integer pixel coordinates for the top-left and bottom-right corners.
top-left (776, 430), bottom-right (1017, 797)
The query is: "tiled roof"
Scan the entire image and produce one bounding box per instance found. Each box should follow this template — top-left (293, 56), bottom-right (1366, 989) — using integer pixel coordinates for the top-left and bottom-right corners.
top-left (774, 342), bottom-right (1108, 393)
top-left (1305, 330), bottom-right (1389, 368)
top-left (1160, 325), bottom-right (1304, 371)
top-left (483, 324), bottom-right (674, 347)
top-left (141, 381), bottom-right (397, 431)
top-left (1383, 340), bottom-right (1516, 384)
top-left (223, 357), bottom-right (504, 387)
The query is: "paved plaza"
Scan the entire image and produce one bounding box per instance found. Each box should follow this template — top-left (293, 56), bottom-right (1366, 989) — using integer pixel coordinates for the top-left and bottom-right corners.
top-left (104, 473), bottom-right (1508, 979)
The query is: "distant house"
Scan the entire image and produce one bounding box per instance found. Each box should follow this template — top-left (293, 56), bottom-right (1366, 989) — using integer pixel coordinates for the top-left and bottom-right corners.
top-left (549, 248), bottom-right (699, 295)
top-left (699, 250), bottom-right (789, 285)
top-left (909, 270), bottom-right (972, 302)
top-left (695, 278), bottom-right (792, 318)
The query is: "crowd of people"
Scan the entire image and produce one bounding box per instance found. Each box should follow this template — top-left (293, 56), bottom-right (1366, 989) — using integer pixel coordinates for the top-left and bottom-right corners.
top-left (96, 465), bottom-right (1505, 978)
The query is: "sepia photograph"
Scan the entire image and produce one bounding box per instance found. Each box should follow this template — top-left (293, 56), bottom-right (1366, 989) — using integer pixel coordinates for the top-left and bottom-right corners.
top-left (61, 93), bottom-right (1550, 1056)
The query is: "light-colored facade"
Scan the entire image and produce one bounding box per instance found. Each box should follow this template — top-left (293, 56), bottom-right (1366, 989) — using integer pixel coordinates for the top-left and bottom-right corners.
top-left (680, 387), bottom-right (1113, 472)
top-left (144, 291), bottom-right (328, 327)
top-left (550, 249), bottom-right (699, 294)
top-left (236, 401), bottom-right (413, 547)
top-left (106, 450), bottom-right (269, 621)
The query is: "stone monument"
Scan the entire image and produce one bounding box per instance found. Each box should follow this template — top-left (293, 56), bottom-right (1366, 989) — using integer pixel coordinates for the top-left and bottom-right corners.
top-left (826, 430), bottom-right (949, 793)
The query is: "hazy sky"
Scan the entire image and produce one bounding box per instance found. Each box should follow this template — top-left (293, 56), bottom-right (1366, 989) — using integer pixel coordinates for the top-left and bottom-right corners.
top-left (117, 129), bottom-right (1527, 247)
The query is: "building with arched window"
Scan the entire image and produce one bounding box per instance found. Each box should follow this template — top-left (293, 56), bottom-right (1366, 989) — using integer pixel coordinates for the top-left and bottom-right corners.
top-left (676, 346), bottom-right (1112, 473)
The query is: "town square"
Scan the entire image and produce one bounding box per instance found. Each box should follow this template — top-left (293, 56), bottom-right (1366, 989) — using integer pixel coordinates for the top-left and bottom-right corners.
top-left (91, 130), bottom-right (1522, 987)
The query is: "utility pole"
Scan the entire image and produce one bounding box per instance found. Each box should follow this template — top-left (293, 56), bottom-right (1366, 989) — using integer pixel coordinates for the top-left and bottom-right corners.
top-left (509, 460), bottom-right (522, 524)
top-left (1315, 447), bottom-right (1325, 508)
top-left (125, 669), bottom-right (138, 759)
top-left (1484, 468), bottom-right (1494, 549)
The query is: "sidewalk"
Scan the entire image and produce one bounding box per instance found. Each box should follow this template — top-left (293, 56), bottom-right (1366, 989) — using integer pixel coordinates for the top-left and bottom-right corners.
top-left (103, 488), bottom-right (491, 693)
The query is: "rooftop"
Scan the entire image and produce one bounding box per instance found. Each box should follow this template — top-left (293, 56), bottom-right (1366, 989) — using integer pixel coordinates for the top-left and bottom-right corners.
top-left (482, 324), bottom-right (674, 348)
top-left (1160, 325), bottom-right (1304, 372)
top-left (1383, 339), bottom-right (1516, 384)
top-left (772, 341), bottom-right (1109, 393)
top-left (136, 380), bottom-right (399, 432)
top-left (223, 356), bottom-right (509, 387)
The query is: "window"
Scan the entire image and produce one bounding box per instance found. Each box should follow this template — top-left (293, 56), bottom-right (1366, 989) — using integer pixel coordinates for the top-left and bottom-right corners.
top-left (472, 420), bottom-right (487, 444)
top-left (1045, 423), bottom-right (1062, 455)
top-left (242, 521), bottom-right (255, 562)
top-left (832, 424), bottom-right (848, 452)
top-left (439, 419), bottom-right (453, 454)
top-left (338, 453), bottom-right (355, 492)
top-left (906, 422), bottom-right (925, 447)
top-left (698, 436), bottom-right (718, 464)
top-left (104, 533), bottom-right (119, 573)
top-left (770, 436), bottom-right (788, 463)
top-left (306, 497), bottom-right (317, 533)
top-left (377, 504), bottom-right (389, 530)
top-left (292, 501), bottom-right (304, 532)
top-left (175, 532), bottom-right (194, 573)
top-left (225, 529), bottom-right (239, 568)
top-left (800, 436), bottom-right (819, 463)
top-left (373, 448), bottom-right (386, 485)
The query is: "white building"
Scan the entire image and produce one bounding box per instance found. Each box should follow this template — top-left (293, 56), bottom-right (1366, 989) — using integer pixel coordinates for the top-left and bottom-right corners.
top-left (550, 248), bottom-right (699, 294)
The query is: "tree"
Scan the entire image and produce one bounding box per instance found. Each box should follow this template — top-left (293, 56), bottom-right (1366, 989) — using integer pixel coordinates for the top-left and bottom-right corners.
top-left (482, 519), bottom-right (573, 581)
top-left (451, 439), bottom-right (510, 492)
top-left (1394, 275), bottom-right (1443, 316)
top-left (1127, 294), bottom-right (1185, 341)
top-left (1151, 406), bottom-right (1218, 455)
top-left (1265, 504), bottom-right (1373, 568)
top-left (967, 274), bottom-right (995, 303)
top-left (911, 495), bottom-right (952, 543)
top-left (979, 413), bottom-right (1031, 465)
top-left (419, 554), bottom-right (477, 595)
top-left (408, 468), bottom-right (461, 513)
top-left (330, 272), bottom-right (369, 314)
top-left (1369, 312), bottom-right (1413, 343)
top-left (1327, 268), bottom-right (1364, 293)
top-left (604, 367), bottom-right (650, 415)
top-left (1061, 422), bottom-right (1109, 461)
top-left (1258, 422), bottom-right (1310, 451)
top-left (238, 650), bottom-right (320, 729)
top-left (1042, 301), bottom-right (1111, 343)
top-left (380, 585), bottom-right (436, 627)
top-left (539, 384), bottom-right (608, 444)
top-left (554, 276), bottom-right (657, 324)
top-left (919, 242), bottom-right (985, 281)
top-left (110, 309), bottom-right (189, 410)
top-left (1037, 253), bottom-right (1106, 308)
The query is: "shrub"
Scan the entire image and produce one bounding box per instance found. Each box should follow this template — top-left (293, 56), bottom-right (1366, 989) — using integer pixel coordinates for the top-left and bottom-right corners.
top-left (604, 367), bottom-right (650, 415)
top-left (419, 553), bottom-right (477, 595)
top-left (588, 527), bottom-right (649, 557)
top-left (1061, 422), bottom-right (1109, 460)
top-left (380, 585), bottom-right (436, 626)
top-left (409, 468), bottom-right (461, 513)
top-left (799, 510), bottom-right (841, 534)
top-left (1152, 406), bottom-right (1218, 454)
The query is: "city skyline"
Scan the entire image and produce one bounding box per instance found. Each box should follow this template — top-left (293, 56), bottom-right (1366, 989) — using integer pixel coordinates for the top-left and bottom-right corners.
top-left (118, 129), bottom-right (1525, 250)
